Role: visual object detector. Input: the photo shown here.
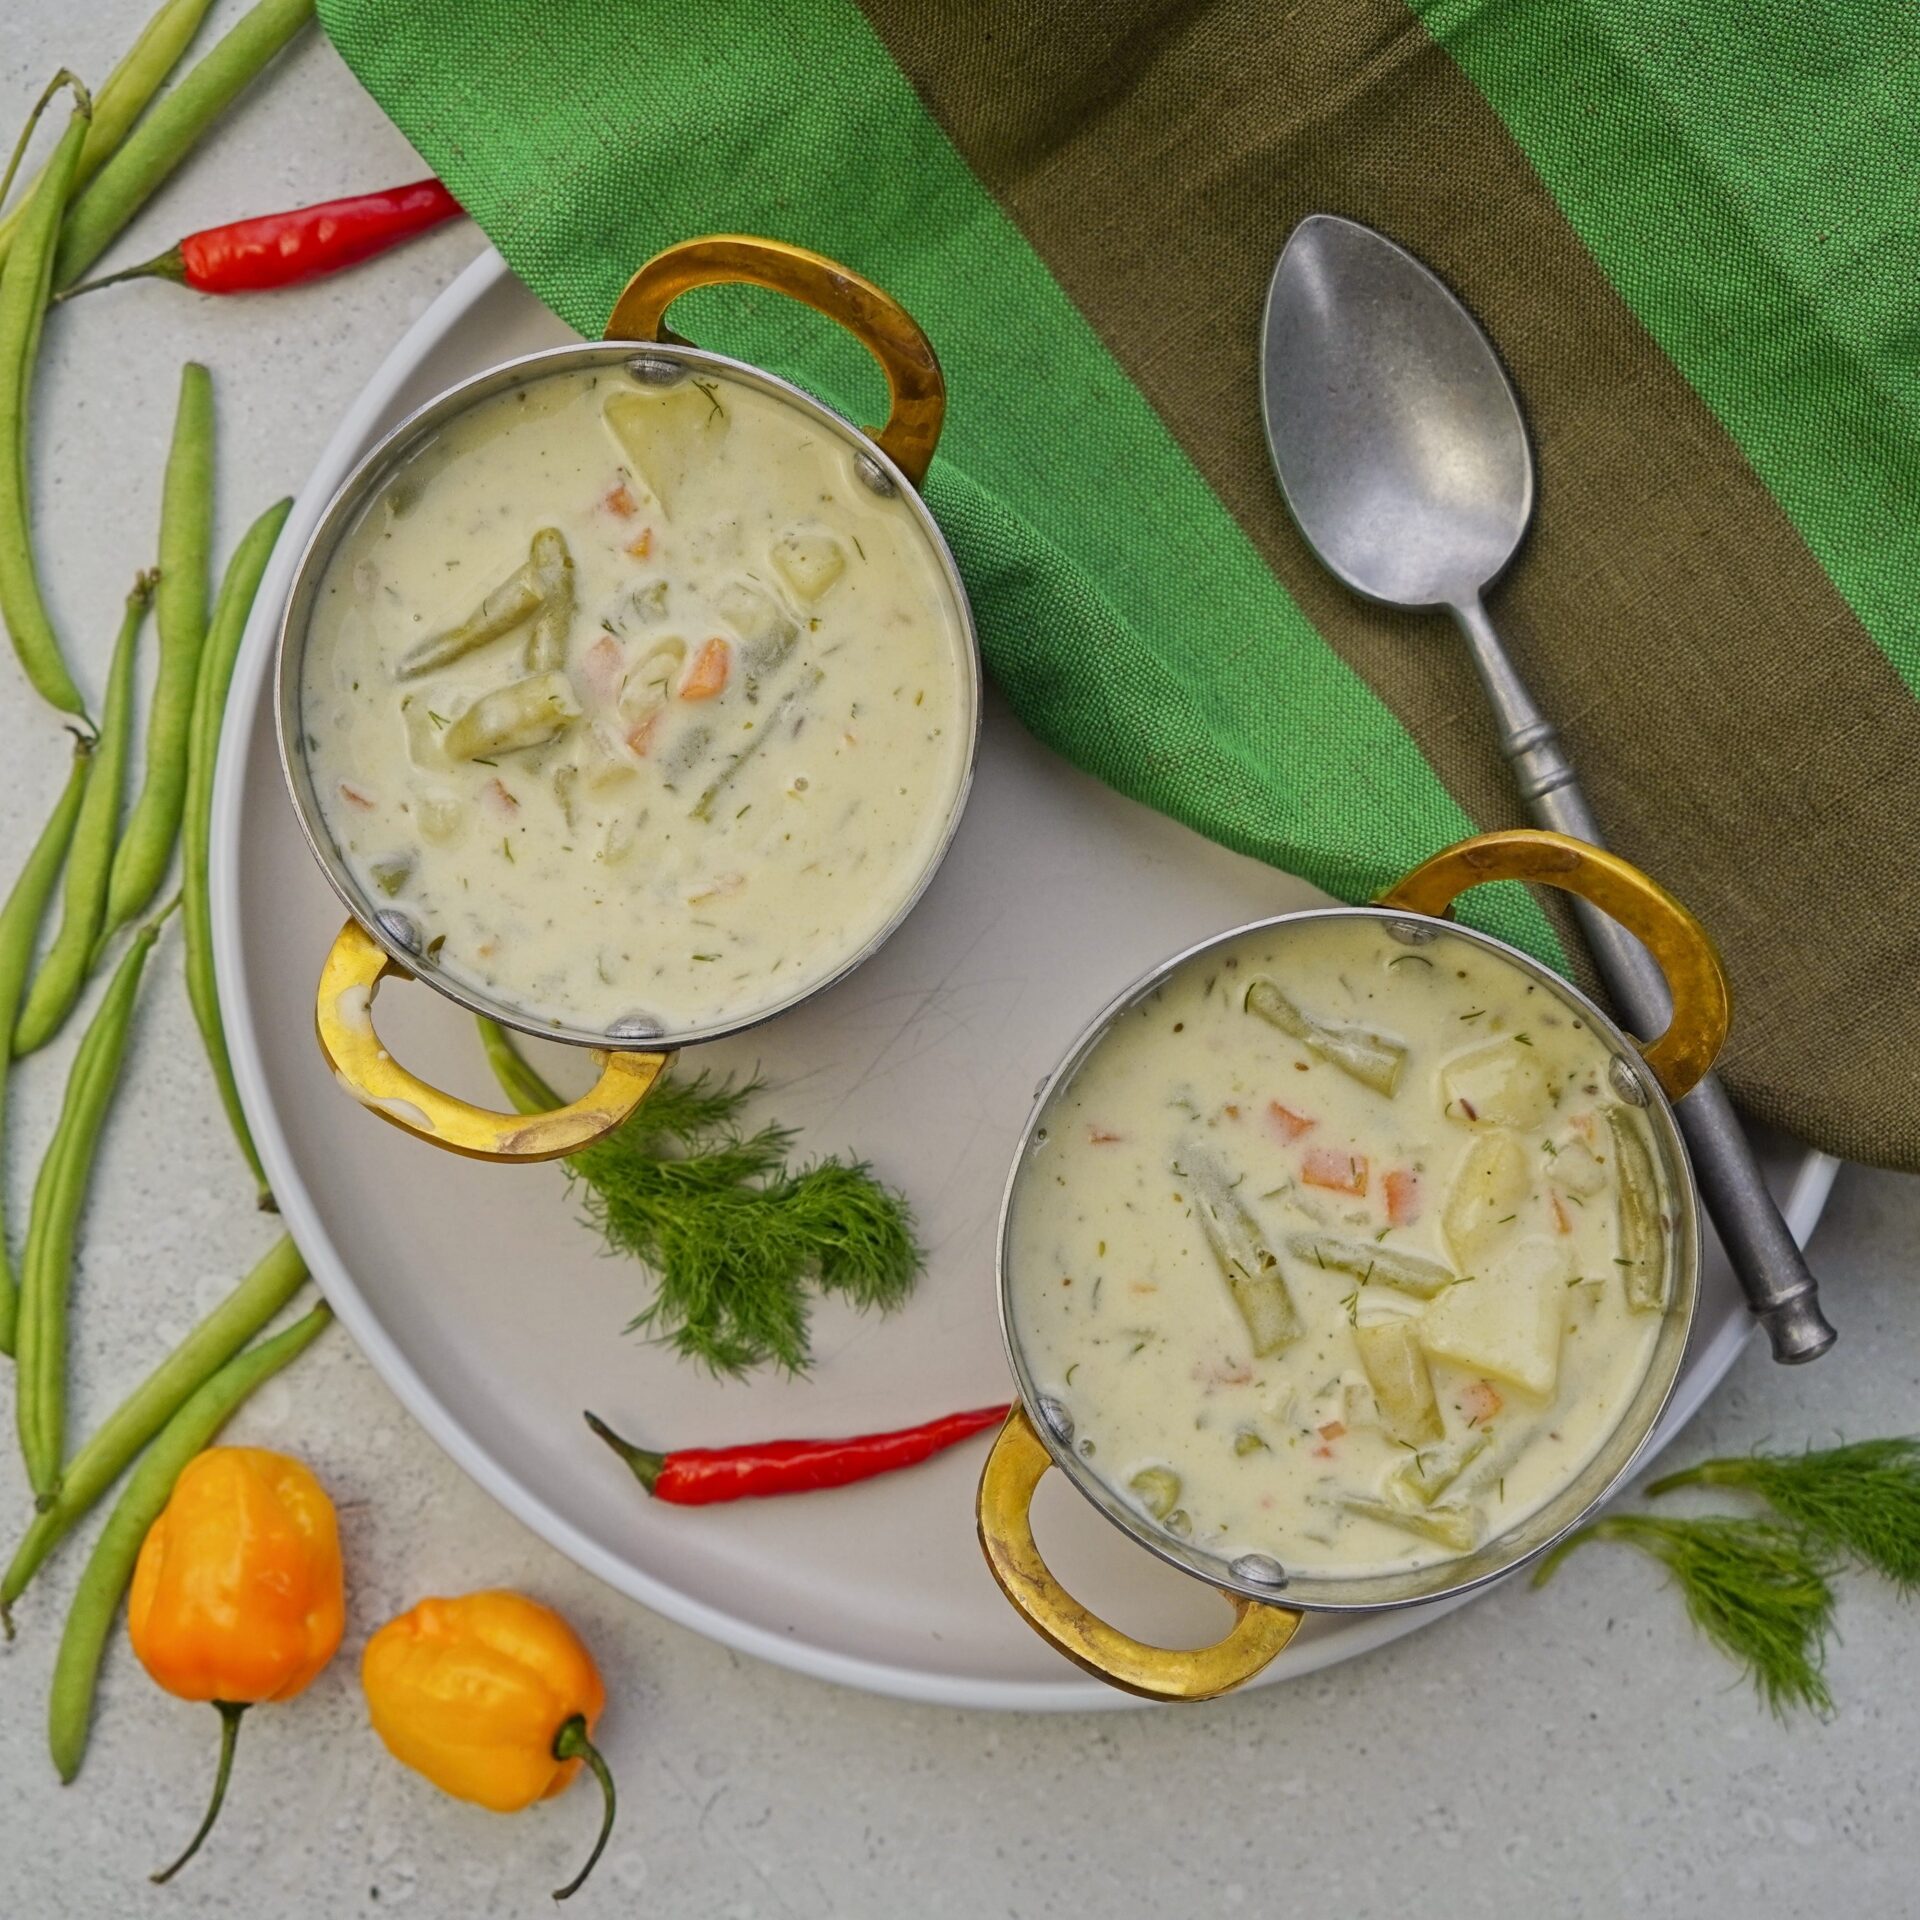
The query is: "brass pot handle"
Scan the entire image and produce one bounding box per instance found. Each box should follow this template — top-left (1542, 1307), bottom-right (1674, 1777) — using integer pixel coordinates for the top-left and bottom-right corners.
top-left (1375, 828), bottom-right (1730, 1104)
top-left (603, 234), bottom-right (945, 489)
top-left (315, 920), bottom-right (669, 1162)
top-left (977, 1406), bottom-right (1302, 1702)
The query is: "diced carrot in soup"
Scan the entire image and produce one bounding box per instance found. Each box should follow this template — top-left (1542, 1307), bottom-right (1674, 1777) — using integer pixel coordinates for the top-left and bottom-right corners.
top-left (1266, 1100), bottom-right (1314, 1143)
top-left (1384, 1168), bottom-right (1421, 1226)
top-left (1303, 1147), bottom-right (1368, 1195)
top-left (679, 636), bottom-right (731, 701)
top-left (626, 527), bottom-right (653, 559)
top-left (625, 709), bottom-right (661, 757)
top-left (1459, 1378), bottom-right (1504, 1423)
top-left (603, 481), bottom-right (636, 517)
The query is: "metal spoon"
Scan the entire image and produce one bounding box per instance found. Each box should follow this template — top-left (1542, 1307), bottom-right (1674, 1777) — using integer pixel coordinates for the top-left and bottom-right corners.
top-left (1260, 211), bottom-right (1834, 1365)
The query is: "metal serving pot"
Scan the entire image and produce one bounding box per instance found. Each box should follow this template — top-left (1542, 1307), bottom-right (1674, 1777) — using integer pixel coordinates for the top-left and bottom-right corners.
top-left (275, 236), bottom-right (978, 1163)
top-left (977, 829), bottom-right (1730, 1701)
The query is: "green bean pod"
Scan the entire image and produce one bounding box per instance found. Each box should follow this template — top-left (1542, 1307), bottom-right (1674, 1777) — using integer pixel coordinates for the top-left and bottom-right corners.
top-left (46, 1301), bottom-right (330, 1784)
top-left (100, 366), bottom-right (214, 947)
top-left (0, 0), bottom-right (215, 276)
top-left (0, 1233), bottom-right (306, 1622)
top-left (0, 741), bottom-right (93, 1353)
top-left (53, 0), bottom-right (317, 289)
top-left (15, 905), bottom-right (171, 1504)
top-left (14, 573), bottom-right (154, 1054)
top-left (0, 76), bottom-right (92, 718)
top-left (0, 69), bottom-right (69, 213)
top-left (184, 498), bottom-right (290, 1206)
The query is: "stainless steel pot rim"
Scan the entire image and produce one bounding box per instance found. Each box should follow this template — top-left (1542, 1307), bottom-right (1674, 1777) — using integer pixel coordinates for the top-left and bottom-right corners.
top-left (994, 900), bottom-right (1702, 1614)
top-left (274, 337), bottom-right (983, 1055)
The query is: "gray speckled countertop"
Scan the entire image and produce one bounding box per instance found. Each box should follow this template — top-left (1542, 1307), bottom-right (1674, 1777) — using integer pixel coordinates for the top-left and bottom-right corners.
top-left (1, 7), bottom-right (1916, 1916)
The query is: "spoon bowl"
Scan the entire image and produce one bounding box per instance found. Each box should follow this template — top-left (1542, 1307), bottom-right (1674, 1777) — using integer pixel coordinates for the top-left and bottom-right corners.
top-left (1260, 213), bottom-right (1532, 611)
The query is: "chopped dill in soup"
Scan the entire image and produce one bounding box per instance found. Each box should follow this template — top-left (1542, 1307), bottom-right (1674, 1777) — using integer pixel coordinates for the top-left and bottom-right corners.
top-left (300, 362), bottom-right (972, 1035)
top-left (1007, 917), bottom-right (1671, 1580)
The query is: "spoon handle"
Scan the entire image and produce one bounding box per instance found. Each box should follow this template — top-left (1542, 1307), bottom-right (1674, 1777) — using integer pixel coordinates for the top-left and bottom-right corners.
top-left (1450, 598), bottom-right (1836, 1364)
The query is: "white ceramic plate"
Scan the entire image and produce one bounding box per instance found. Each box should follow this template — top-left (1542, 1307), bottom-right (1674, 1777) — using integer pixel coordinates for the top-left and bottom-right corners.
top-left (213, 251), bottom-right (1839, 1711)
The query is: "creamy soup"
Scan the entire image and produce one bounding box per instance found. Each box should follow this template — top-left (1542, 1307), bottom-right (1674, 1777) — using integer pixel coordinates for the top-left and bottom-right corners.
top-left (1006, 916), bottom-right (1672, 1581)
top-left (298, 361), bottom-right (972, 1037)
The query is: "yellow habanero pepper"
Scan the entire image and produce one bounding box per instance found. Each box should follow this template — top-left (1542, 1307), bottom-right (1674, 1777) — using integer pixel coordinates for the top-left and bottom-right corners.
top-left (362, 1590), bottom-right (617, 1901)
top-left (127, 1447), bottom-right (344, 1883)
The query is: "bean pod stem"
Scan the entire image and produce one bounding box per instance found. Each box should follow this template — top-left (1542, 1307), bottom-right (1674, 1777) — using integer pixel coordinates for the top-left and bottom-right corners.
top-left (0, 0), bottom-right (214, 276)
top-left (183, 498), bottom-right (289, 1206)
top-left (0, 74), bottom-right (93, 718)
top-left (15, 572), bottom-right (154, 1054)
top-left (52, 0), bottom-right (317, 290)
top-left (100, 366), bottom-right (214, 948)
top-left (15, 899), bottom-right (174, 1504)
top-left (46, 1301), bottom-right (331, 1783)
top-left (0, 1233), bottom-right (307, 1623)
top-left (0, 741), bottom-right (92, 1353)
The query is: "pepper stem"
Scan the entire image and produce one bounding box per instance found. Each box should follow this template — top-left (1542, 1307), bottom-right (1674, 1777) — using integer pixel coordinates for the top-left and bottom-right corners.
top-left (549, 1715), bottom-right (617, 1901)
top-left (56, 246), bottom-right (189, 301)
top-left (583, 1411), bottom-right (665, 1495)
top-left (151, 1701), bottom-right (246, 1884)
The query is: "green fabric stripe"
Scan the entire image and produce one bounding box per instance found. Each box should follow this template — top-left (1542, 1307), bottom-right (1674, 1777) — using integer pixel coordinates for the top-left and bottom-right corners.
top-left (1415, 0), bottom-right (1920, 700)
top-left (317, 0), bottom-right (1557, 960)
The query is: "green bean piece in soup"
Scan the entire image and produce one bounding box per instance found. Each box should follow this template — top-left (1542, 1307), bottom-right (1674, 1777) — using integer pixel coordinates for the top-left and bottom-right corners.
top-left (300, 362), bottom-right (972, 1038)
top-left (1008, 918), bottom-right (1673, 1582)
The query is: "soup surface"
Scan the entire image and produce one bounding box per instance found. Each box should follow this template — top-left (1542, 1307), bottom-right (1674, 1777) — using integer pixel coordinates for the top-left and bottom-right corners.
top-left (299, 360), bottom-right (972, 1037)
top-left (1006, 916), bottom-right (1672, 1581)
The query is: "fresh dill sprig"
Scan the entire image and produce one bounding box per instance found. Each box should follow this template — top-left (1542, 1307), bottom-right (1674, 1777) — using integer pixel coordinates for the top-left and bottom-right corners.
top-left (478, 1019), bottom-right (922, 1377)
top-left (1648, 1438), bottom-right (1920, 1592)
top-left (1532, 1513), bottom-right (1837, 1716)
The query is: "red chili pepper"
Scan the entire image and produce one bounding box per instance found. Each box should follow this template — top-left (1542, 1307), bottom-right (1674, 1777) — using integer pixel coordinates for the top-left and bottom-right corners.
top-left (61, 179), bottom-right (463, 299)
top-left (584, 1404), bottom-right (1011, 1505)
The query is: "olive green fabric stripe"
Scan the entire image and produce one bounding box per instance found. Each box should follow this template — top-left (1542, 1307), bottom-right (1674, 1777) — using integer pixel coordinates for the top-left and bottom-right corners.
top-left (316, 0), bottom-right (1554, 962)
top-left (1414, 0), bottom-right (1920, 705)
top-left (855, 0), bottom-right (1920, 1167)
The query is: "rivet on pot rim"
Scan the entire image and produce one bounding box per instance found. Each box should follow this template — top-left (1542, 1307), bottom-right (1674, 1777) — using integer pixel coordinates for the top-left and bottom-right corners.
top-left (1608, 1055), bottom-right (1649, 1106)
top-left (1229, 1553), bottom-right (1289, 1588)
top-left (626, 353), bottom-right (686, 387)
top-left (606, 1012), bottom-right (665, 1044)
top-left (375, 909), bottom-right (422, 955)
top-left (1037, 1396), bottom-right (1074, 1443)
top-left (853, 451), bottom-right (896, 498)
top-left (1385, 918), bottom-right (1439, 946)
